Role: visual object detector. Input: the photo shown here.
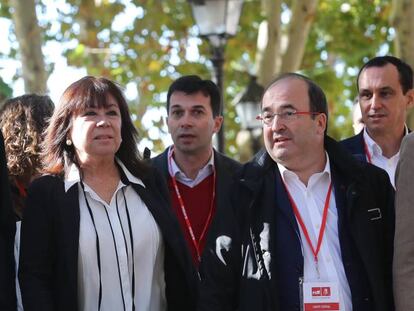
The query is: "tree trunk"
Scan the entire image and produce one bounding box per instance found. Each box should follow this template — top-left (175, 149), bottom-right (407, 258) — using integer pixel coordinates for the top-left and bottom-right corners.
top-left (255, 0), bottom-right (282, 86)
top-left (281, 0), bottom-right (319, 73)
top-left (390, 0), bottom-right (414, 128)
top-left (77, 1), bottom-right (106, 73)
top-left (10, 0), bottom-right (47, 94)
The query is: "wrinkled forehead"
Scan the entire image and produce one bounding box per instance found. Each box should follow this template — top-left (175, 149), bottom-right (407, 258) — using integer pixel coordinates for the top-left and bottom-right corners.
top-left (262, 78), bottom-right (310, 111)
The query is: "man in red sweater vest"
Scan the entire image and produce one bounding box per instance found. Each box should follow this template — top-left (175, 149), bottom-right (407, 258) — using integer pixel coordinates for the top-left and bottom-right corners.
top-left (152, 75), bottom-right (241, 268)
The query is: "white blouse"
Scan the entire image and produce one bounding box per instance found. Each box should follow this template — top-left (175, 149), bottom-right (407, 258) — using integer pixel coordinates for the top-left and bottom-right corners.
top-left (65, 161), bottom-right (166, 311)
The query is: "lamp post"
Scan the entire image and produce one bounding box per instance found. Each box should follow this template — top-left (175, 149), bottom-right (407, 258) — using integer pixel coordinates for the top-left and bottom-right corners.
top-left (235, 75), bottom-right (264, 154)
top-left (188, 0), bottom-right (244, 153)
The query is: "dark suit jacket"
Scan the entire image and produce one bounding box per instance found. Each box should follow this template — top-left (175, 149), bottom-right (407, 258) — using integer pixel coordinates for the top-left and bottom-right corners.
top-left (199, 137), bottom-right (395, 311)
top-left (0, 132), bottom-right (16, 311)
top-left (394, 132), bottom-right (414, 311)
top-left (19, 166), bottom-right (198, 311)
top-left (341, 129), bottom-right (411, 164)
top-left (152, 148), bottom-right (242, 273)
top-left (340, 131), bottom-right (367, 163)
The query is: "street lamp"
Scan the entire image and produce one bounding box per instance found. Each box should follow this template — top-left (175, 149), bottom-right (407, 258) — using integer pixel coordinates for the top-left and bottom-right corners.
top-left (189, 0), bottom-right (244, 153)
top-left (235, 75), bottom-right (264, 154)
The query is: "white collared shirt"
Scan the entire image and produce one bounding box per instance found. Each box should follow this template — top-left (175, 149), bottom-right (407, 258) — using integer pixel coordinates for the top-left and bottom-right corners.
top-left (363, 127), bottom-right (408, 188)
top-left (167, 146), bottom-right (214, 188)
top-left (278, 154), bottom-right (352, 311)
top-left (65, 160), bottom-right (166, 311)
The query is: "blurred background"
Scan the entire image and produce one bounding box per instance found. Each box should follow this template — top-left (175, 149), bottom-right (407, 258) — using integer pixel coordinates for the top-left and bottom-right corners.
top-left (0, 0), bottom-right (413, 161)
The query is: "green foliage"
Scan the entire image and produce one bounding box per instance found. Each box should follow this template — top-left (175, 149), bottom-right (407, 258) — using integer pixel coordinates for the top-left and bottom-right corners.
top-left (0, 0), bottom-right (401, 154)
top-left (302, 0), bottom-right (392, 139)
top-left (0, 1), bottom-right (11, 18)
top-left (0, 77), bottom-right (13, 105)
top-left (53, 0), bottom-right (264, 155)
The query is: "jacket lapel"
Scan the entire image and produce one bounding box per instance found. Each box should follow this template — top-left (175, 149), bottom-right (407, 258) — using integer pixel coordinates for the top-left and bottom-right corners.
top-left (153, 147), bottom-right (170, 180)
top-left (58, 182), bottom-right (80, 304)
top-left (355, 131), bottom-right (368, 163)
top-left (274, 167), bottom-right (300, 235)
top-left (214, 151), bottom-right (234, 211)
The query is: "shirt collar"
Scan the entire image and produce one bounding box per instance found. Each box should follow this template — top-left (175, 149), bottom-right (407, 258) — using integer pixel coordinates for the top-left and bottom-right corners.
top-left (64, 158), bottom-right (145, 192)
top-left (167, 145), bottom-right (215, 179)
top-left (277, 152), bottom-right (331, 186)
top-left (363, 125), bottom-right (408, 157)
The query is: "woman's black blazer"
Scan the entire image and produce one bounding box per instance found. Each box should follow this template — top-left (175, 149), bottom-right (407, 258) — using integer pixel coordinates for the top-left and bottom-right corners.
top-left (19, 167), bottom-right (198, 311)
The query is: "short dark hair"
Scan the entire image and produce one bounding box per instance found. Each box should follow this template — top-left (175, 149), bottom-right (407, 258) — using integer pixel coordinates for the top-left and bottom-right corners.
top-left (166, 75), bottom-right (221, 117)
top-left (42, 76), bottom-right (148, 177)
top-left (357, 56), bottom-right (413, 94)
top-left (263, 72), bottom-right (329, 127)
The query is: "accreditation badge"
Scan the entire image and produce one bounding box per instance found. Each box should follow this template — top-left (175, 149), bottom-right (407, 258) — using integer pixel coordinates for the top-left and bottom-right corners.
top-left (302, 281), bottom-right (340, 311)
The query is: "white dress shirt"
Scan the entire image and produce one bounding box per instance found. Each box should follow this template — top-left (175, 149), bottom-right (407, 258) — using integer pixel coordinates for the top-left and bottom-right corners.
top-left (168, 146), bottom-right (214, 188)
top-left (363, 127), bottom-right (408, 188)
top-left (65, 160), bottom-right (166, 311)
top-left (278, 154), bottom-right (352, 311)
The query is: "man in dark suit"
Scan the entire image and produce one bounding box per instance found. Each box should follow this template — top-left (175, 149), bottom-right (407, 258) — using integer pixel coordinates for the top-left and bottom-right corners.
top-left (341, 56), bottom-right (414, 188)
top-left (152, 75), bottom-right (241, 269)
top-left (0, 131), bottom-right (16, 310)
top-left (199, 73), bottom-right (395, 311)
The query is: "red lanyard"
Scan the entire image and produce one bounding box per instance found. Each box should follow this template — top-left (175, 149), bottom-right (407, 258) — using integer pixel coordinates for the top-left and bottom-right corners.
top-left (363, 138), bottom-right (372, 163)
top-left (168, 148), bottom-right (216, 262)
top-left (283, 180), bottom-right (333, 277)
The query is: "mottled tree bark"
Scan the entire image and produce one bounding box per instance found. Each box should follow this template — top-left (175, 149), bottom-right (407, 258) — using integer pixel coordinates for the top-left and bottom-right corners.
top-left (10, 0), bottom-right (47, 94)
top-left (255, 0), bottom-right (281, 86)
top-left (281, 0), bottom-right (318, 73)
top-left (390, 0), bottom-right (414, 128)
top-left (255, 0), bottom-right (318, 86)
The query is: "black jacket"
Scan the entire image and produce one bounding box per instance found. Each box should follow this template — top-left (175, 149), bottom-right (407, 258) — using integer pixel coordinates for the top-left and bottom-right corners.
top-left (19, 166), bottom-right (198, 311)
top-left (199, 137), bottom-right (395, 311)
top-left (0, 132), bottom-right (16, 311)
top-left (341, 129), bottom-right (411, 164)
top-left (152, 148), bottom-right (242, 272)
top-left (340, 131), bottom-right (368, 163)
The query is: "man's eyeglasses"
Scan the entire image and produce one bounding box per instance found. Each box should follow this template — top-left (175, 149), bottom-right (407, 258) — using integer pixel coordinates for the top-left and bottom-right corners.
top-left (256, 110), bottom-right (321, 126)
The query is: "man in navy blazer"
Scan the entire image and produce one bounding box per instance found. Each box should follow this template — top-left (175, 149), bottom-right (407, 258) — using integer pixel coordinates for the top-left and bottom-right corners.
top-left (341, 56), bottom-right (414, 187)
top-left (199, 73), bottom-right (395, 311)
top-left (0, 132), bottom-right (16, 311)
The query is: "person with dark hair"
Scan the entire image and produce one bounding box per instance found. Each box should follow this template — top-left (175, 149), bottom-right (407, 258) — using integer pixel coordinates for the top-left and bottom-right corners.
top-left (0, 94), bottom-right (54, 219)
top-left (0, 94), bottom-right (54, 311)
top-left (152, 75), bottom-right (241, 268)
top-left (18, 76), bottom-right (197, 311)
top-left (199, 73), bottom-right (394, 311)
top-left (0, 132), bottom-right (16, 311)
top-left (341, 55), bottom-right (414, 188)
